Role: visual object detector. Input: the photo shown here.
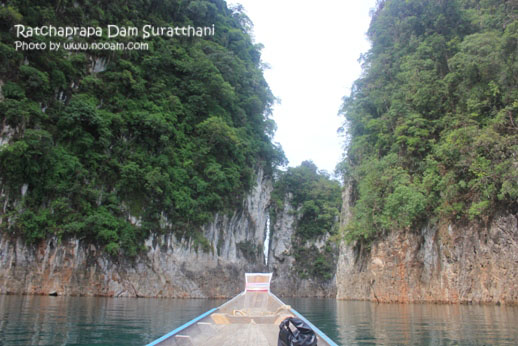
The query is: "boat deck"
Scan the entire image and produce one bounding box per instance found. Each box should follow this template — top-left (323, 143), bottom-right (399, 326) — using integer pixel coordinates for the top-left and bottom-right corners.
top-left (181, 323), bottom-right (279, 346)
top-left (148, 274), bottom-right (336, 346)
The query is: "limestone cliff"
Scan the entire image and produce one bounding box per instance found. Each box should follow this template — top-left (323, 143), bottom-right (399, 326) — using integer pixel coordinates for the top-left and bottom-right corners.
top-left (337, 185), bottom-right (518, 304)
top-left (268, 194), bottom-right (336, 297)
top-left (0, 170), bottom-right (271, 298)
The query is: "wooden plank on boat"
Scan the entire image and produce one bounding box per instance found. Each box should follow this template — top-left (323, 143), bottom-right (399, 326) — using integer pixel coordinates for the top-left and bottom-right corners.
top-left (211, 313), bottom-right (230, 324)
top-left (203, 324), bottom-right (274, 346)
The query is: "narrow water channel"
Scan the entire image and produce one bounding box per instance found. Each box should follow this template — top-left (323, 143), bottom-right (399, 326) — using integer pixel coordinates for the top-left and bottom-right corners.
top-left (1, 295), bottom-right (517, 345)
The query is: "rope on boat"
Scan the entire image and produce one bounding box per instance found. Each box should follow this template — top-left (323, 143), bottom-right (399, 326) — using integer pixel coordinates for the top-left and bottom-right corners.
top-left (232, 309), bottom-right (248, 316)
top-left (274, 305), bottom-right (292, 314)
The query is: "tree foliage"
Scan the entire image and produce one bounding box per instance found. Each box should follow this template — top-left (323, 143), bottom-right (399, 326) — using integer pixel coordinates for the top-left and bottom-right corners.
top-left (0, 0), bottom-right (285, 256)
top-left (340, 0), bottom-right (518, 244)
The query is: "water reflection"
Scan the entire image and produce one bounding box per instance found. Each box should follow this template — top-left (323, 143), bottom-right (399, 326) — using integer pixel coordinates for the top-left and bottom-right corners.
top-left (0, 295), bottom-right (517, 345)
top-left (0, 295), bottom-right (225, 345)
top-left (334, 301), bottom-right (518, 345)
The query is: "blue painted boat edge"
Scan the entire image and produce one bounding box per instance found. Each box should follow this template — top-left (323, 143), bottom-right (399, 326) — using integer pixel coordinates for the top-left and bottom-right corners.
top-left (290, 307), bottom-right (339, 346)
top-left (145, 307), bottom-right (218, 346)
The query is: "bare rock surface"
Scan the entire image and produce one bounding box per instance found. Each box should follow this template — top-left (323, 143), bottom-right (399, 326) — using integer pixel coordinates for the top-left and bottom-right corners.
top-left (336, 213), bottom-right (518, 304)
top-left (268, 194), bottom-right (336, 297)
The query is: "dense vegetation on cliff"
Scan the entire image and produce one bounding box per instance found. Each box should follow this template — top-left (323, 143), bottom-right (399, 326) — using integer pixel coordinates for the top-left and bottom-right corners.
top-left (340, 0), bottom-right (518, 244)
top-left (271, 161), bottom-right (341, 280)
top-left (0, 0), bottom-right (284, 255)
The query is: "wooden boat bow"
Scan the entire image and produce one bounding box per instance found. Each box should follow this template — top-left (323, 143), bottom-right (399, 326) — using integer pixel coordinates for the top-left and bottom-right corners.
top-left (147, 273), bottom-right (337, 346)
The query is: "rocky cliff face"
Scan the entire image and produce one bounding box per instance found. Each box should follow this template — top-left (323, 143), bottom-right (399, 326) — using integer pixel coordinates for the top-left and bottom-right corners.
top-left (337, 185), bottom-right (518, 304)
top-left (0, 170), bottom-right (271, 298)
top-left (268, 195), bottom-right (336, 297)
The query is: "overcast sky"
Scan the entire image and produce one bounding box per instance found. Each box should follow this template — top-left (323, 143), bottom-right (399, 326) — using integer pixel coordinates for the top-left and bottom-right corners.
top-left (226, 0), bottom-right (377, 175)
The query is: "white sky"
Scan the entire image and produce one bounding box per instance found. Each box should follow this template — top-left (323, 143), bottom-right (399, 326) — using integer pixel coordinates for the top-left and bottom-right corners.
top-left (226, 0), bottom-right (376, 175)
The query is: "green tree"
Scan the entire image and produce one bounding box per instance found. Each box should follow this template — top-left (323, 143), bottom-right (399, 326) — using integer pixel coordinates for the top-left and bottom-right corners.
top-left (340, 0), bottom-right (518, 245)
top-left (0, 0), bottom-right (285, 257)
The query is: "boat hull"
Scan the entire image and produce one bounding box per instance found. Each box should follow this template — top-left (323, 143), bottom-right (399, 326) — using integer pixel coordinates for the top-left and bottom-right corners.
top-left (147, 274), bottom-right (337, 346)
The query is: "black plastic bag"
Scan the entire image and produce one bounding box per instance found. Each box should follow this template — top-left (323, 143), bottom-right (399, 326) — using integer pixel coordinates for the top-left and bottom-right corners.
top-left (278, 317), bottom-right (317, 346)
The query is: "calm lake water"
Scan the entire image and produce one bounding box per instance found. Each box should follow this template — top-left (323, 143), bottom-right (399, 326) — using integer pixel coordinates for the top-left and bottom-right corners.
top-left (1, 295), bottom-right (518, 345)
